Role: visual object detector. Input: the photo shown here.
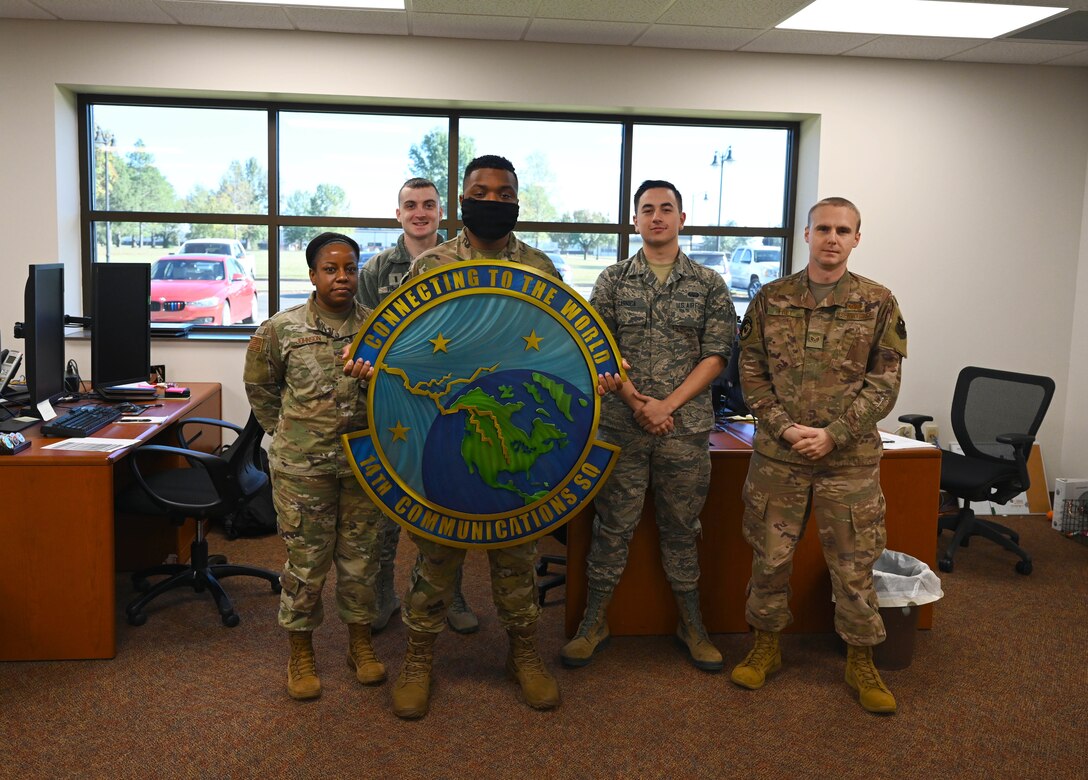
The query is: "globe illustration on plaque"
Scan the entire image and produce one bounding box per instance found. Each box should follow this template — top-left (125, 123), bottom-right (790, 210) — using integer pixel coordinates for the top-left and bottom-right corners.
top-left (343, 260), bottom-right (624, 549)
top-left (421, 368), bottom-right (594, 515)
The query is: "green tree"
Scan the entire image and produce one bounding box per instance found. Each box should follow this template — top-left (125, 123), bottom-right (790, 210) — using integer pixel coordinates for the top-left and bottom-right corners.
top-left (113, 139), bottom-right (178, 247)
top-left (552, 209), bottom-right (610, 258)
top-left (408, 129), bottom-right (476, 207)
top-left (279, 185), bottom-right (349, 249)
top-left (518, 152), bottom-right (557, 222)
top-left (218, 157), bottom-right (268, 247)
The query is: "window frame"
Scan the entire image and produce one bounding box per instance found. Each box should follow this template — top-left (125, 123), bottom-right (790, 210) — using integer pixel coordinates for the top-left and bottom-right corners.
top-left (78, 94), bottom-right (799, 332)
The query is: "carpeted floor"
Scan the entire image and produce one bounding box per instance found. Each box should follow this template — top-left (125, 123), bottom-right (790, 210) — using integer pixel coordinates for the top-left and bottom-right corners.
top-left (3, 515), bottom-right (1086, 779)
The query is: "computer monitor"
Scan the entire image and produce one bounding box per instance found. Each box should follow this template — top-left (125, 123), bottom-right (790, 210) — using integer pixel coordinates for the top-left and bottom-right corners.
top-left (21, 263), bottom-right (66, 416)
top-left (92, 262), bottom-right (151, 396)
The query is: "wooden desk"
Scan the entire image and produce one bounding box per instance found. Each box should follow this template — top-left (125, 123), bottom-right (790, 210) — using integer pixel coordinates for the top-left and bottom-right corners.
top-left (565, 423), bottom-right (940, 637)
top-left (0, 383), bottom-right (222, 661)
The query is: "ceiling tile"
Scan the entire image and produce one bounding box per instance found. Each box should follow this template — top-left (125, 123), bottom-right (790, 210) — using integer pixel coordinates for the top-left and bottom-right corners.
top-left (412, 12), bottom-right (526, 40)
top-left (660, 0), bottom-right (808, 29)
top-left (741, 28), bottom-right (878, 56)
top-left (288, 7), bottom-right (407, 35)
top-left (34, 0), bottom-right (176, 24)
top-left (535, 0), bottom-right (671, 24)
top-left (1042, 46), bottom-right (1088, 64)
top-left (946, 39), bottom-right (1087, 64)
top-left (952, 0), bottom-right (1088, 11)
top-left (843, 35), bottom-right (982, 61)
top-left (158, 1), bottom-right (293, 30)
top-left (411, 0), bottom-right (537, 17)
top-left (635, 24), bottom-right (760, 51)
top-left (525, 18), bottom-right (644, 45)
top-left (1010, 11), bottom-right (1088, 42)
top-left (0, 0), bottom-right (56, 20)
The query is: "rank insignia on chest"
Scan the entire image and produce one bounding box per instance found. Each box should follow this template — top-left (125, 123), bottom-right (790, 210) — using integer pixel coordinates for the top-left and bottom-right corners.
top-left (805, 331), bottom-right (824, 349)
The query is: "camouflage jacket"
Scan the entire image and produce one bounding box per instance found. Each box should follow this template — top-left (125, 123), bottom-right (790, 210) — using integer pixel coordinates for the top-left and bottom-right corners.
top-left (408, 230), bottom-right (558, 278)
top-left (243, 294), bottom-right (372, 477)
top-left (739, 268), bottom-right (907, 466)
top-left (357, 234), bottom-right (413, 309)
top-left (591, 250), bottom-right (735, 435)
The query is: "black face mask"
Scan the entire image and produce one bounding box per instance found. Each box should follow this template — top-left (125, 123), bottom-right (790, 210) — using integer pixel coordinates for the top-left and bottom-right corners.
top-left (460, 198), bottom-right (519, 241)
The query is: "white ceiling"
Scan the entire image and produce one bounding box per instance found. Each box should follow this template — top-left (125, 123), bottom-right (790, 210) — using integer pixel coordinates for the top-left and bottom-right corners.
top-left (2, 0), bottom-right (1088, 66)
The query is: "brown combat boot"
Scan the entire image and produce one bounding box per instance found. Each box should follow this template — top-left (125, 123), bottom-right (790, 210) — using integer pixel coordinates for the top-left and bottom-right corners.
top-left (346, 622), bottom-right (387, 685)
top-left (674, 590), bottom-right (724, 671)
top-left (559, 589), bottom-right (611, 667)
top-left (846, 644), bottom-right (897, 714)
top-left (506, 624), bottom-right (560, 710)
top-left (392, 628), bottom-right (437, 720)
top-left (730, 628), bottom-right (782, 689)
top-left (287, 630), bottom-right (321, 700)
top-left (446, 566), bottom-right (479, 634)
top-left (371, 562), bottom-right (400, 634)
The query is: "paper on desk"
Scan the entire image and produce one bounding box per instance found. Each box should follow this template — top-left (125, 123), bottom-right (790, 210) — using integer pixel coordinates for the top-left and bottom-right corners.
top-left (41, 437), bottom-right (136, 453)
top-left (879, 431), bottom-right (938, 450)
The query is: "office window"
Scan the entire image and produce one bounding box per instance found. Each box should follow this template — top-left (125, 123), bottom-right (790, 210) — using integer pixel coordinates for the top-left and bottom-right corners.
top-left (81, 97), bottom-right (797, 329)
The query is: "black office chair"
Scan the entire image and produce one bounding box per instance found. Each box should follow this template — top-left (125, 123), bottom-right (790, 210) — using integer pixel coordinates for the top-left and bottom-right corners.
top-left (116, 412), bottom-right (281, 627)
top-left (900, 366), bottom-right (1055, 576)
top-left (536, 524), bottom-right (567, 606)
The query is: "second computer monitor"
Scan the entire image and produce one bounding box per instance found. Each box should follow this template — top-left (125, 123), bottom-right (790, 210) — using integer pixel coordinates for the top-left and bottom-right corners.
top-left (92, 262), bottom-right (151, 395)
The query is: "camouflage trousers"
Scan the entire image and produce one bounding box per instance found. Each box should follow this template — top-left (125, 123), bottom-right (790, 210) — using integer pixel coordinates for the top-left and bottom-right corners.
top-left (378, 515), bottom-right (401, 570)
top-left (403, 533), bottom-right (540, 633)
top-left (587, 427), bottom-right (710, 594)
top-left (742, 452), bottom-right (887, 646)
top-left (270, 469), bottom-right (383, 631)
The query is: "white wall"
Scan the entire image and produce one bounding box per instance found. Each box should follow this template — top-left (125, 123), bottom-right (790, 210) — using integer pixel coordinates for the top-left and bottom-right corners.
top-left (2, 19), bottom-right (1086, 482)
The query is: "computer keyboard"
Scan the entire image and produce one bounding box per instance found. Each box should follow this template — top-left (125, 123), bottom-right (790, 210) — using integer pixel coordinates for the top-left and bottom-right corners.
top-left (40, 405), bottom-right (123, 438)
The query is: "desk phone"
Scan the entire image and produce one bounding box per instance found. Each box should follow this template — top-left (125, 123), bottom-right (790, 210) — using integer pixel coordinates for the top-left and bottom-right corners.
top-left (0, 349), bottom-right (23, 394)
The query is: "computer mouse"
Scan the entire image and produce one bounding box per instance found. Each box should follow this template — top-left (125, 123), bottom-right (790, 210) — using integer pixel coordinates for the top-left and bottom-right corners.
top-left (118, 402), bottom-right (142, 414)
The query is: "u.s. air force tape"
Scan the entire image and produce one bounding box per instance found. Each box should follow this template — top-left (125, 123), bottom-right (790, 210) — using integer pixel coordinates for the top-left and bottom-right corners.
top-left (343, 261), bottom-right (623, 549)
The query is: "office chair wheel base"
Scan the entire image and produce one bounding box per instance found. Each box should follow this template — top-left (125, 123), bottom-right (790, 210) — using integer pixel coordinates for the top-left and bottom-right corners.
top-left (222, 611), bottom-right (240, 628)
top-left (1015, 559), bottom-right (1033, 575)
top-left (938, 557), bottom-right (954, 573)
top-left (128, 612), bottom-right (148, 627)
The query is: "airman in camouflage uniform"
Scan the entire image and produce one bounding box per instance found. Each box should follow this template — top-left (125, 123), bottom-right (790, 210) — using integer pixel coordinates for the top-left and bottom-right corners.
top-left (561, 180), bottom-right (735, 673)
top-left (731, 197), bottom-right (908, 715)
top-left (244, 232), bottom-right (386, 701)
top-left (390, 155), bottom-right (563, 720)
top-left (355, 178), bottom-right (478, 635)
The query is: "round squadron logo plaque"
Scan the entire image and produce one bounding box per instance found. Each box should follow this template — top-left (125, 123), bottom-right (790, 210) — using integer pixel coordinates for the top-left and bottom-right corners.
top-left (343, 261), bottom-right (624, 549)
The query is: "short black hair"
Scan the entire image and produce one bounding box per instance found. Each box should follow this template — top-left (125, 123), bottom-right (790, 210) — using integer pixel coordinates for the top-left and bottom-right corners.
top-left (634, 180), bottom-right (682, 213)
top-left (463, 155), bottom-right (518, 188)
top-left (305, 232), bottom-right (359, 269)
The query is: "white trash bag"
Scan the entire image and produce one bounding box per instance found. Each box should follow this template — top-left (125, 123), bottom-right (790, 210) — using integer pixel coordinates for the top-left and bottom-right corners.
top-left (873, 550), bottom-right (944, 609)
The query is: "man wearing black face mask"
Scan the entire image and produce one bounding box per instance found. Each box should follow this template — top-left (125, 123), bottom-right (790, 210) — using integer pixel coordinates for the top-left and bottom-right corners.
top-left (390, 155), bottom-right (562, 720)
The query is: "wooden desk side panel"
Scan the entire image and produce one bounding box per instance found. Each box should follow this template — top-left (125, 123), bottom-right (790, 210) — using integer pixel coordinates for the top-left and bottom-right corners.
top-left (0, 464), bottom-right (116, 660)
top-left (565, 448), bottom-right (939, 637)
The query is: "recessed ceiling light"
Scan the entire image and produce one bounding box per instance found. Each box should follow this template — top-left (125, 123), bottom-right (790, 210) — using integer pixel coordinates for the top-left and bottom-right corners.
top-left (777, 0), bottom-right (1066, 39)
top-left (204, 0), bottom-right (404, 9)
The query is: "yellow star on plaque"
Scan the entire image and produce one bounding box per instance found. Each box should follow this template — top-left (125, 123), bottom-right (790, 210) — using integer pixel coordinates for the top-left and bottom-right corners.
top-left (522, 330), bottom-right (543, 351)
top-left (429, 333), bottom-right (451, 353)
top-left (388, 421), bottom-right (410, 442)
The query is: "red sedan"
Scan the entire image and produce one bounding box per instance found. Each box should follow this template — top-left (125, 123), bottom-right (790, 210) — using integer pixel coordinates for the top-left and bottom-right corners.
top-left (150, 254), bottom-right (258, 326)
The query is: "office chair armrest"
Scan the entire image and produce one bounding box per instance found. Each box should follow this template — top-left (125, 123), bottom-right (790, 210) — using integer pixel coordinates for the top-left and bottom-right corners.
top-left (997, 433), bottom-right (1035, 487)
top-left (897, 414), bottom-right (932, 441)
top-left (128, 444), bottom-right (231, 514)
top-left (174, 417), bottom-right (245, 450)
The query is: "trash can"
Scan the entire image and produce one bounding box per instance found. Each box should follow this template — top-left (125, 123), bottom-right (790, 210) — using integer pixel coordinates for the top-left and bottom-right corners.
top-left (872, 550), bottom-right (944, 670)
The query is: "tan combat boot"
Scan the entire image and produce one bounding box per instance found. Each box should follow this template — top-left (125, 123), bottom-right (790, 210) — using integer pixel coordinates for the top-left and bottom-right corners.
top-left (346, 622), bottom-right (387, 685)
top-left (446, 566), bottom-right (479, 634)
top-left (730, 629), bottom-right (782, 690)
top-left (507, 624), bottom-right (560, 710)
top-left (392, 628), bottom-right (437, 720)
top-left (846, 644), bottom-right (897, 714)
top-left (674, 590), bottom-right (724, 671)
top-left (371, 562), bottom-right (400, 634)
top-left (559, 589), bottom-right (611, 667)
top-left (287, 630), bottom-right (321, 700)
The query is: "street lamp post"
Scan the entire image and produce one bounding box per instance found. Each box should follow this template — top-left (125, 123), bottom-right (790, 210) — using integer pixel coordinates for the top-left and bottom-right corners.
top-left (711, 146), bottom-right (734, 251)
top-left (94, 128), bottom-right (116, 262)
